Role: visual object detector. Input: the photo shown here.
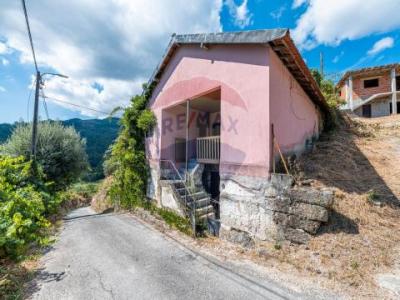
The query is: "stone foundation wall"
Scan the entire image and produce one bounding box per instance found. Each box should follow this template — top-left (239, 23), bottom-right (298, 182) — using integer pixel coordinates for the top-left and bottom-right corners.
top-left (159, 181), bottom-right (186, 217)
top-left (147, 165), bottom-right (161, 204)
top-left (220, 173), bottom-right (334, 245)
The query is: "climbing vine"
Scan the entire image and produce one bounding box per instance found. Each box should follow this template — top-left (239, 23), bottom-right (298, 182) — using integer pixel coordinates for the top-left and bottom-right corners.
top-left (107, 89), bottom-right (156, 209)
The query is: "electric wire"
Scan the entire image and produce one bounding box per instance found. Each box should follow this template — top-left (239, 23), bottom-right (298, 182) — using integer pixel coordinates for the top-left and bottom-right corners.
top-left (21, 0), bottom-right (38, 73)
top-left (26, 84), bottom-right (34, 122)
top-left (41, 95), bottom-right (111, 116)
top-left (42, 97), bottom-right (50, 120)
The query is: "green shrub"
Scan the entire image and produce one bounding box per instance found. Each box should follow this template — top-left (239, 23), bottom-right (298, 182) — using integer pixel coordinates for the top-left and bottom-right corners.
top-left (1, 122), bottom-right (89, 190)
top-left (0, 156), bottom-right (52, 258)
top-left (106, 93), bottom-right (156, 209)
top-left (68, 182), bottom-right (100, 199)
top-left (311, 69), bottom-right (344, 131)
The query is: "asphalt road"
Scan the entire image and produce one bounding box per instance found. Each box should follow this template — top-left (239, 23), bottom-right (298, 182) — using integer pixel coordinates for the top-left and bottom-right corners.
top-left (29, 207), bottom-right (312, 300)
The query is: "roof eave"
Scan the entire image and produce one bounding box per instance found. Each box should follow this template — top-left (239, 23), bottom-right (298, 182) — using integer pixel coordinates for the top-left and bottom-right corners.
top-left (146, 29), bottom-right (329, 114)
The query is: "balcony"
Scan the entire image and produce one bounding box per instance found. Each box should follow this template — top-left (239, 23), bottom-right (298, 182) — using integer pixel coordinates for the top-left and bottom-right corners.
top-left (196, 136), bottom-right (220, 164)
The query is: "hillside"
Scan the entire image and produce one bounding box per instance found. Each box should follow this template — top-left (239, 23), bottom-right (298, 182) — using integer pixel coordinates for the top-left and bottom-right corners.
top-left (0, 123), bottom-right (13, 143)
top-left (289, 114), bottom-right (400, 297)
top-left (0, 118), bottom-right (120, 179)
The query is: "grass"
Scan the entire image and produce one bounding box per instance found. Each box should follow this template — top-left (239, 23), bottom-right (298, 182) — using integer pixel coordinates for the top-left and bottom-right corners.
top-left (68, 181), bottom-right (101, 199)
top-left (140, 201), bottom-right (193, 236)
top-left (285, 114), bottom-right (400, 294)
top-left (0, 255), bottom-right (39, 300)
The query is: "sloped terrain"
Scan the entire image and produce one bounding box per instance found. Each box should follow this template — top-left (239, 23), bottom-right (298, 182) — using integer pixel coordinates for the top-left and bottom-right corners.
top-left (194, 114), bottom-right (400, 299)
top-left (288, 114), bottom-right (400, 297)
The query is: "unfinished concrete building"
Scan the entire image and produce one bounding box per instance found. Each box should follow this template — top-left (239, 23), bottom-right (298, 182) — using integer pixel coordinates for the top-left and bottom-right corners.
top-left (338, 63), bottom-right (400, 118)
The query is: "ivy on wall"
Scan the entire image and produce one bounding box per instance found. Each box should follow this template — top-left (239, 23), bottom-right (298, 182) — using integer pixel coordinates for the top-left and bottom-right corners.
top-left (107, 90), bottom-right (156, 209)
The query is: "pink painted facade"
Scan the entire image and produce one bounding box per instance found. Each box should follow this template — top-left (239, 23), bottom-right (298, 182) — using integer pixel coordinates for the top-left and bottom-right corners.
top-left (269, 48), bottom-right (320, 154)
top-left (146, 43), bottom-right (320, 178)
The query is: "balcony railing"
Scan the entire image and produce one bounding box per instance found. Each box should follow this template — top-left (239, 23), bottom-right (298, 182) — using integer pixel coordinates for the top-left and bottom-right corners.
top-left (196, 136), bottom-right (220, 164)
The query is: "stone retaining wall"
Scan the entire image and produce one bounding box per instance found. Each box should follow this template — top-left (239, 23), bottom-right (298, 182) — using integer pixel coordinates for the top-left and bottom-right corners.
top-left (220, 173), bottom-right (334, 245)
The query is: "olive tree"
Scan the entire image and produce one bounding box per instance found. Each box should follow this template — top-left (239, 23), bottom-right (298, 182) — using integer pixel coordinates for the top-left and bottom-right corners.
top-left (1, 122), bottom-right (89, 189)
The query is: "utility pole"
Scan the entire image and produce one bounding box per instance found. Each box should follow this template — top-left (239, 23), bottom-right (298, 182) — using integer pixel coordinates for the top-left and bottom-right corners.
top-left (21, 0), bottom-right (68, 159)
top-left (31, 71), bottom-right (41, 157)
top-left (320, 51), bottom-right (324, 79)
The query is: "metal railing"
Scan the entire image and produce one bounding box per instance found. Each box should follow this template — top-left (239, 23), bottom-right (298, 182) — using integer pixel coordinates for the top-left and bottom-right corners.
top-left (159, 159), bottom-right (184, 181)
top-left (196, 136), bottom-right (220, 164)
top-left (159, 159), bottom-right (197, 235)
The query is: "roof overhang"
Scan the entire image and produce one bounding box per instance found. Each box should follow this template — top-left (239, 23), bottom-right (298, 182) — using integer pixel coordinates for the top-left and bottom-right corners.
top-left (146, 29), bottom-right (329, 114)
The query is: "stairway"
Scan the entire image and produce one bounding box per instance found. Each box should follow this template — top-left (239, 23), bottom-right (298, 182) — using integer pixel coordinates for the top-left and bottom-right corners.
top-left (160, 160), bottom-right (216, 232)
top-left (171, 180), bottom-right (215, 221)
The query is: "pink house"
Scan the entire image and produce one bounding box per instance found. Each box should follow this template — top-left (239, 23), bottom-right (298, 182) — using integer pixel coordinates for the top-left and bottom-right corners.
top-left (145, 29), bottom-right (329, 240)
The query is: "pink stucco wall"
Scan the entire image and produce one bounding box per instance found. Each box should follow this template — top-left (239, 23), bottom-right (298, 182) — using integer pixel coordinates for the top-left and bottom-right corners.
top-left (146, 43), bottom-right (320, 177)
top-left (147, 44), bottom-right (271, 177)
top-left (269, 48), bottom-right (319, 156)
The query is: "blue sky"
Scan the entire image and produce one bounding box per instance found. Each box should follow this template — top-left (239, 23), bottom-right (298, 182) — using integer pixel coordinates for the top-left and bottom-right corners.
top-left (1, 0), bottom-right (399, 123)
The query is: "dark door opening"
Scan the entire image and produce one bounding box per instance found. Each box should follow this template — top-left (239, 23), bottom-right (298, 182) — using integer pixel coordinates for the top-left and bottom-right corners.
top-left (175, 138), bottom-right (186, 163)
top-left (389, 102), bottom-right (400, 114)
top-left (362, 104), bottom-right (372, 118)
top-left (202, 164), bottom-right (220, 219)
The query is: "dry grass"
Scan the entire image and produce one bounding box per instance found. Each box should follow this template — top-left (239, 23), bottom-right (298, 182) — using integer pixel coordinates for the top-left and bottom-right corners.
top-left (192, 114), bottom-right (400, 299)
top-left (0, 256), bottom-right (39, 299)
top-left (276, 114), bottom-right (400, 297)
top-left (91, 177), bottom-right (114, 213)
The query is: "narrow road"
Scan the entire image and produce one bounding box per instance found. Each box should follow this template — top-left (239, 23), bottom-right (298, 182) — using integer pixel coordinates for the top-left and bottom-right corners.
top-left (29, 207), bottom-right (311, 300)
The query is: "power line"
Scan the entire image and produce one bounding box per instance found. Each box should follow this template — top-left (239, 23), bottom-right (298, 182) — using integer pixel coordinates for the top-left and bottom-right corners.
top-left (26, 85), bottom-right (33, 122)
top-left (42, 96), bottom-right (50, 120)
top-left (21, 0), bottom-right (38, 72)
top-left (42, 95), bottom-right (111, 115)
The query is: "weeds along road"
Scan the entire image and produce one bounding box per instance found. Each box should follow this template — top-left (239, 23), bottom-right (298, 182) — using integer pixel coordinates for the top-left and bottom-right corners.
top-left (29, 207), bottom-right (314, 300)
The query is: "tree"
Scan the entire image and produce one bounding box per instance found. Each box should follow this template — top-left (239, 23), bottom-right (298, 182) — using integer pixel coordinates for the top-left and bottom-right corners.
top-left (311, 69), bottom-right (344, 130)
top-left (106, 93), bottom-right (156, 208)
top-left (1, 122), bottom-right (89, 189)
top-left (311, 69), bottom-right (344, 109)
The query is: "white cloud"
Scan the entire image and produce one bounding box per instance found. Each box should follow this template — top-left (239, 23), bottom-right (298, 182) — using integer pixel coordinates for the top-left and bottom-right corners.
top-left (0, 86), bottom-right (6, 92)
top-left (367, 37), bottom-right (394, 56)
top-left (0, 0), bottom-right (223, 117)
top-left (292, 0), bottom-right (400, 50)
top-left (0, 41), bottom-right (9, 54)
top-left (225, 0), bottom-right (252, 29)
top-left (270, 6), bottom-right (286, 22)
top-left (1, 58), bottom-right (9, 66)
top-left (332, 50), bottom-right (344, 63)
top-left (292, 0), bottom-right (308, 9)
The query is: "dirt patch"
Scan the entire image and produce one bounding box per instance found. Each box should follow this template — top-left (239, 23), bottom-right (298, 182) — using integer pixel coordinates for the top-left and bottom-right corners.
top-left (0, 255), bottom-right (40, 299)
top-left (284, 114), bottom-right (400, 298)
top-left (91, 177), bottom-right (114, 213)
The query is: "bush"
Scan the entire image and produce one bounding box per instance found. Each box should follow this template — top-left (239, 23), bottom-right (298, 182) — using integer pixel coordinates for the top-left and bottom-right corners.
top-left (311, 69), bottom-right (345, 131)
top-left (0, 156), bottom-right (53, 258)
top-left (1, 122), bottom-right (89, 190)
top-left (105, 93), bottom-right (156, 209)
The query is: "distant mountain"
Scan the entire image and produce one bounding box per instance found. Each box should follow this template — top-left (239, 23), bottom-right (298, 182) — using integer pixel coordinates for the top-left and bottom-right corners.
top-left (0, 124), bottom-right (13, 143)
top-left (0, 118), bottom-right (120, 180)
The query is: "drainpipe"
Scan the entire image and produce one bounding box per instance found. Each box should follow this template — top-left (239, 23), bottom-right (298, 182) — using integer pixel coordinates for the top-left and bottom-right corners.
top-left (391, 68), bottom-right (397, 115)
top-left (348, 76), bottom-right (353, 111)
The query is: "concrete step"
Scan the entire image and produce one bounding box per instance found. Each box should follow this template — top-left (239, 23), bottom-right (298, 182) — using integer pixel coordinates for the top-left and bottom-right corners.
top-left (198, 212), bottom-right (215, 220)
top-left (173, 182), bottom-right (185, 189)
top-left (187, 197), bottom-right (211, 209)
top-left (182, 191), bottom-right (208, 201)
top-left (195, 205), bottom-right (214, 217)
